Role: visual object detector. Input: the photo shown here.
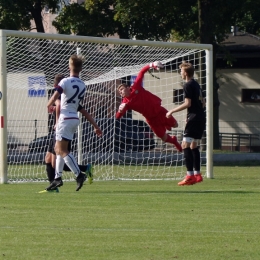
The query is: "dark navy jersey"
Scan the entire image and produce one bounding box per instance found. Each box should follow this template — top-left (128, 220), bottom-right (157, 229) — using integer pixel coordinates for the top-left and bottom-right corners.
top-left (183, 79), bottom-right (205, 120)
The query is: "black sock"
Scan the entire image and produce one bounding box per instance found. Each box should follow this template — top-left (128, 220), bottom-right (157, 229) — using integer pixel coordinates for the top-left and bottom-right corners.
top-left (46, 163), bottom-right (55, 183)
top-left (183, 147), bottom-right (193, 172)
top-left (191, 147), bottom-right (200, 172)
top-left (79, 165), bottom-right (87, 172)
top-left (63, 164), bottom-right (87, 172)
top-left (63, 164), bottom-right (71, 172)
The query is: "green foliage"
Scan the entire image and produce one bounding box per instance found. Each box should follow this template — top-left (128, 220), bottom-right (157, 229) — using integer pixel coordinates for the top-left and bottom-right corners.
top-left (114, 0), bottom-right (197, 41)
top-left (1, 166), bottom-right (260, 259)
top-left (53, 2), bottom-right (116, 36)
top-left (0, 0), bottom-right (31, 30)
top-left (53, 0), bottom-right (130, 38)
top-left (0, 0), bottom-right (60, 31)
top-left (235, 0), bottom-right (260, 34)
top-left (1, 0), bottom-right (260, 42)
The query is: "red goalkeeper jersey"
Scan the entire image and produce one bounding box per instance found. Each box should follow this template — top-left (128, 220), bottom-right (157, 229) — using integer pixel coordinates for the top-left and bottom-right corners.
top-left (116, 65), bottom-right (162, 120)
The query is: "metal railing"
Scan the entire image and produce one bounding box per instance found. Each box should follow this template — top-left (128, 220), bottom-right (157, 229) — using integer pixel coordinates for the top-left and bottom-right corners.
top-left (219, 133), bottom-right (260, 152)
top-left (6, 120), bottom-right (260, 153)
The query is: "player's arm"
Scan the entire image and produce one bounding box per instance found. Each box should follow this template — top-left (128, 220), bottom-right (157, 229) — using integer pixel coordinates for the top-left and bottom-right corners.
top-left (47, 87), bottom-right (62, 111)
top-left (133, 61), bottom-right (164, 89)
top-left (166, 98), bottom-right (191, 118)
top-left (54, 99), bottom-right (61, 129)
top-left (115, 102), bottom-right (128, 119)
top-left (78, 105), bottom-right (102, 137)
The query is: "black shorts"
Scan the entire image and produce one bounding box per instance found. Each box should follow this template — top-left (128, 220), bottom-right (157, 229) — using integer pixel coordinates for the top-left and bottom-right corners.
top-left (47, 133), bottom-right (72, 155)
top-left (184, 116), bottom-right (206, 140)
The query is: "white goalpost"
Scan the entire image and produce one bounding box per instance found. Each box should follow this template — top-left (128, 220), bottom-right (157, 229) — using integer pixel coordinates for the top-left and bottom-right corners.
top-left (0, 29), bottom-right (213, 183)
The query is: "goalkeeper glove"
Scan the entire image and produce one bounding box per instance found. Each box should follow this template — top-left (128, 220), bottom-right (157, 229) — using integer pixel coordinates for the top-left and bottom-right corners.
top-left (149, 61), bottom-right (164, 70)
top-left (119, 103), bottom-right (127, 112)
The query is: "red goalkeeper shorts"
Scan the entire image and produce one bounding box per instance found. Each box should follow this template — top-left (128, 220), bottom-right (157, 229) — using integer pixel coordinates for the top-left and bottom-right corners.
top-left (146, 107), bottom-right (177, 139)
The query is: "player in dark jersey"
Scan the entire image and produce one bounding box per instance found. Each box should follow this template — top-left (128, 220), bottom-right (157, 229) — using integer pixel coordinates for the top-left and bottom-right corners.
top-left (167, 61), bottom-right (206, 186)
top-left (116, 61), bottom-right (182, 152)
top-left (44, 73), bottom-right (102, 192)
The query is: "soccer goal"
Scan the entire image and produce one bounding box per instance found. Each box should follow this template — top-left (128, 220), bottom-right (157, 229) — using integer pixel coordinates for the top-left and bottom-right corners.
top-left (0, 29), bottom-right (213, 183)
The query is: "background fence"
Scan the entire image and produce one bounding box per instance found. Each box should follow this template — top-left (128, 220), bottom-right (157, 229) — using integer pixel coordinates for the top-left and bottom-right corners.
top-left (219, 121), bottom-right (260, 152)
top-left (6, 120), bottom-right (260, 153)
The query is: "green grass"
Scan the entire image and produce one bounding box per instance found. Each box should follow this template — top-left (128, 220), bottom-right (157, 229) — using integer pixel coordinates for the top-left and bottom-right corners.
top-left (1, 166), bottom-right (260, 260)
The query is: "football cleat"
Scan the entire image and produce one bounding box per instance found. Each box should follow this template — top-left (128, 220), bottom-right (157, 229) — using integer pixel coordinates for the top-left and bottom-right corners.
top-left (76, 172), bottom-right (87, 191)
top-left (46, 178), bottom-right (63, 191)
top-left (178, 175), bottom-right (196, 186)
top-left (195, 174), bottom-right (203, 183)
top-left (39, 187), bottom-right (59, 193)
top-left (86, 164), bottom-right (93, 184)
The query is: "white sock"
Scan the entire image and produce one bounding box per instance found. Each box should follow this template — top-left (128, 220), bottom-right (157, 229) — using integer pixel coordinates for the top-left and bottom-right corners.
top-left (55, 155), bottom-right (65, 179)
top-left (63, 153), bottom-right (81, 176)
top-left (186, 171), bottom-right (194, 176)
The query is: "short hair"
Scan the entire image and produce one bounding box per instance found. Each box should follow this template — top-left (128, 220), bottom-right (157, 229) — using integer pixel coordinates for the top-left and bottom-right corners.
top-left (69, 54), bottom-right (85, 73)
top-left (117, 83), bottom-right (129, 90)
top-left (179, 61), bottom-right (194, 77)
top-left (53, 74), bottom-right (65, 86)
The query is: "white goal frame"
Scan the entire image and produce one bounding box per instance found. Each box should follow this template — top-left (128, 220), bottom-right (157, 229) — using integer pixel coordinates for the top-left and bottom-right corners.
top-left (0, 29), bottom-right (213, 184)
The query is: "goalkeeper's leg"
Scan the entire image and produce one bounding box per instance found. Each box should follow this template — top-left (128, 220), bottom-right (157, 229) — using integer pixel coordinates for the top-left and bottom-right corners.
top-left (164, 134), bottom-right (182, 152)
top-left (146, 118), bottom-right (182, 152)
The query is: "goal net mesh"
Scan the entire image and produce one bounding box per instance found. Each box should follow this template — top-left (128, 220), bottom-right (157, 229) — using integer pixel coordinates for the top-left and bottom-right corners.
top-left (4, 33), bottom-right (207, 182)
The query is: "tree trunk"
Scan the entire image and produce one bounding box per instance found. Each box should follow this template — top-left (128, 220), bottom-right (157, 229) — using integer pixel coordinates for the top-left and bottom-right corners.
top-left (198, 0), bottom-right (220, 149)
top-left (29, 0), bottom-right (45, 33)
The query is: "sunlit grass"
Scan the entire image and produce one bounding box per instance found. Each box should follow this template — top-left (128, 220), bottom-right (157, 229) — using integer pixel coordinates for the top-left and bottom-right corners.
top-left (1, 166), bottom-right (260, 260)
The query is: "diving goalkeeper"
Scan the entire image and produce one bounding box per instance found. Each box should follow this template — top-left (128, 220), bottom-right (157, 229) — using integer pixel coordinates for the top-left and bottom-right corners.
top-left (116, 61), bottom-right (182, 152)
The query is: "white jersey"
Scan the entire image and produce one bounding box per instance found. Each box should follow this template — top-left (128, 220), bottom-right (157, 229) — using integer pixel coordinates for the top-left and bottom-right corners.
top-left (58, 76), bottom-right (86, 117)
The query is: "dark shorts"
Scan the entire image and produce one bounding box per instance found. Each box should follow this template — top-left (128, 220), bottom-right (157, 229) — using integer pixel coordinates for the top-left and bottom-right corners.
top-left (184, 115), bottom-right (206, 140)
top-left (47, 133), bottom-right (72, 155)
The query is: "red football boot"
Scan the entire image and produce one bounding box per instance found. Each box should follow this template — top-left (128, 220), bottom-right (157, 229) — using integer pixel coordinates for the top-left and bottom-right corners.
top-left (195, 174), bottom-right (203, 183)
top-left (178, 175), bottom-right (197, 186)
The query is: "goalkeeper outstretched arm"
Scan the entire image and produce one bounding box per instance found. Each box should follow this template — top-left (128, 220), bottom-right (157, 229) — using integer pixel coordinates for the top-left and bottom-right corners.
top-left (116, 61), bottom-right (164, 119)
top-left (133, 61), bottom-right (164, 90)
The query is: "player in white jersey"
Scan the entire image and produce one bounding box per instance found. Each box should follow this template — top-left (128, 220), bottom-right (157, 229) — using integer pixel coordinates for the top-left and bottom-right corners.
top-left (56, 76), bottom-right (86, 141)
top-left (46, 54), bottom-right (88, 191)
top-left (43, 74), bottom-right (102, 193)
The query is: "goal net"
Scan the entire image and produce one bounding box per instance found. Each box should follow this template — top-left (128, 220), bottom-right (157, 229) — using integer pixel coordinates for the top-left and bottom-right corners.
top-left (0, 30), bottom-right (213, 183)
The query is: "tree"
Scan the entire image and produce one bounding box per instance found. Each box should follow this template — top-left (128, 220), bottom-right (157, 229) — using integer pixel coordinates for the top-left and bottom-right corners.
top-left (113, 0), bottom-right (195, 41)
top-left (235, 0), bottom-right (260, 35)
top-left (0, 0), bottom-right (60, 32)
top-left (0, 1), bottom-right (31, 30)
top-left (53, 0), bottom-right (130, 38)
top-left (53, 2), bottom-right (118, 37)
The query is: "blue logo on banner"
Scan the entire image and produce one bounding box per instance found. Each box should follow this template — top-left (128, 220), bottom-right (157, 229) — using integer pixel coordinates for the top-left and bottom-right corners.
top-left (28, 76), bottom-right (46, 97)
top-left (130, 75), bottom-right (143, 87)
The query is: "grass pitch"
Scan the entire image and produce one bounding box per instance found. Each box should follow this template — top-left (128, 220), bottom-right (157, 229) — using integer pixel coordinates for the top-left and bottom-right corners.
top-left (1, 166), bottom-right (260, 260)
